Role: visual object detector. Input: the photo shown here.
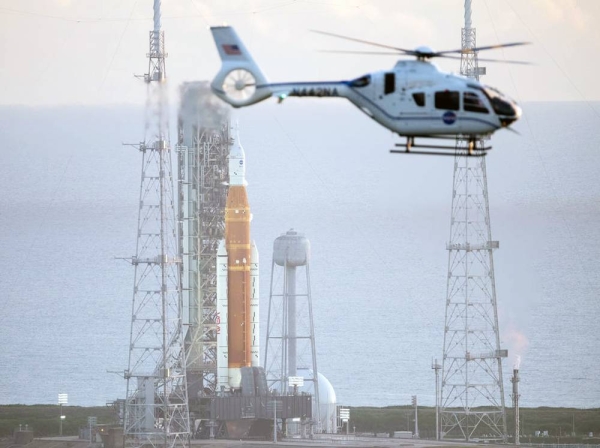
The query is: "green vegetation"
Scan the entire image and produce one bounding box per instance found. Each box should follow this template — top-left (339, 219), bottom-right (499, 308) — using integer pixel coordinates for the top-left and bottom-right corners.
top-left (1, 404), bottom-right (599, 443)
top-left (348, 406), bottom-right (600, 442)
top-left (0, 405), bottom-right (117, 438)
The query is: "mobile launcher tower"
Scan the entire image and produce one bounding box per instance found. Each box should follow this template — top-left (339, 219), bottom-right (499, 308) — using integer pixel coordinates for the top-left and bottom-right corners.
top-left (177, 86), bottom-right (312, 438)
top-left (177, 82), bottom-right (230, 402)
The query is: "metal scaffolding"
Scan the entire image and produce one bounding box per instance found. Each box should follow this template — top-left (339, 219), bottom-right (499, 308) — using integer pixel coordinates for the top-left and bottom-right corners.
top-left (124, 2), bottom-right (190, 448)
top-left (440, 0), bottom-right (507, 441)
top-left (177, 83), bottom-right (230, 406)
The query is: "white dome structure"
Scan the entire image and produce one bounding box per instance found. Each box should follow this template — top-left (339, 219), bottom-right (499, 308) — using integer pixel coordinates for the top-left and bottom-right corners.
top-left (297, 368), bottom-right (338, 434)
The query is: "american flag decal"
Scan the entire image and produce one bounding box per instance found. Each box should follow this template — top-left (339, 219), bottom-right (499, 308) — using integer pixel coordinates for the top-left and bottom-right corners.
top-left (222, 44), bottom-right (241, 55)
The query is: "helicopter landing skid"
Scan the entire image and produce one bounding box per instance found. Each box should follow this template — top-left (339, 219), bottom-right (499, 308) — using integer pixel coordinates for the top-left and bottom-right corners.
top-left (390, 136), bottom-right (491, 157)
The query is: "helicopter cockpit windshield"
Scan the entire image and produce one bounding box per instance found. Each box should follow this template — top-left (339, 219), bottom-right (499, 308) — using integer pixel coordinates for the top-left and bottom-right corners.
top-left (480, 85), bottom-right (521, 126)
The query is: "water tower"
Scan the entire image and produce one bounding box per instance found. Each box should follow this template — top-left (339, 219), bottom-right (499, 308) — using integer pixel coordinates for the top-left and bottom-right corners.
top-left (264, 229), bottom-right (326, 432)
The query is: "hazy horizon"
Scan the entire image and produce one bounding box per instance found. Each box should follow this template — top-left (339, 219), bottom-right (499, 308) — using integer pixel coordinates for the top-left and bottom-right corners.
top-left (1, 100), bottom-right (599, 408)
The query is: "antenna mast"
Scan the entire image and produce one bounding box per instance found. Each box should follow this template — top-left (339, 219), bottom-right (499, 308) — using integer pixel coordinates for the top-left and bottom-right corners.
top-left (511, 367), bottom-right (521, 445)
top-left (439, 0), bottom-right (507, 441)
top-left (124, 1), bottom-right (190, 447)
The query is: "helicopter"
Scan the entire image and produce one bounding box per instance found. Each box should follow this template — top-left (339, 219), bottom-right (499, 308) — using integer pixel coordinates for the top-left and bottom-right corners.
top-left (209, 26), bottom-right (528, 156)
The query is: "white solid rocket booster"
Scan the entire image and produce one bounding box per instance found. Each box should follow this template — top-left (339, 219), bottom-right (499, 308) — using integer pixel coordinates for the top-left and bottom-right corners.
top-left (216, 240), bottom-right (229, 391)
top-left (250, 240), bottom-right (260, 367)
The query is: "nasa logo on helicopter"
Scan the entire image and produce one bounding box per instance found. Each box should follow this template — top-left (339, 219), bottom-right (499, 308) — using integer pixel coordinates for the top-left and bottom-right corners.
top-left (209, 26), bottom-right (529, 156)
top-left (443, 111), bottom-right (457, 125)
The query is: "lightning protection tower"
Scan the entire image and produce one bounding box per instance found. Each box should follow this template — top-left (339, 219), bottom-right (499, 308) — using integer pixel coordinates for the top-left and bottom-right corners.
top-left (440, 0), bottom-right (507, 441)
top-left (264, 229), bottom-right (321, 433)
top-left (124, 2), bottom-right (190, 448)
top-left (177, 82), bottom-right (230, 404)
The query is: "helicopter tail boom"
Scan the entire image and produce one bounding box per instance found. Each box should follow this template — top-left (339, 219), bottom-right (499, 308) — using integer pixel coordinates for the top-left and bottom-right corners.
top-left (210, 26), bottom-right (272, 107)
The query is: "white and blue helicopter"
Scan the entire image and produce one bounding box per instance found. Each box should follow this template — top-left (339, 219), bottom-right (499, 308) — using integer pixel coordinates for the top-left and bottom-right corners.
top-left (210, 26), bottom-right (528, 156)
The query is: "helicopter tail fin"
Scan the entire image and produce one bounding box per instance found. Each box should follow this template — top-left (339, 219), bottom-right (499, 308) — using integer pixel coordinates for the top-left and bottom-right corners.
top-left (210, 26), bottom-right (272, 107)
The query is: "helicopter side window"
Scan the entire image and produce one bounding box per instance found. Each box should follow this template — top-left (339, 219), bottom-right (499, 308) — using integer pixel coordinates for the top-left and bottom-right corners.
top-left (463, 91), bottom-right (489, 114)
top-left (384, 73), bottom-right (395, 95)
top-left (412, 92), bottom-right (425, 107)
top-left (434, 91), bottom-right (459, 110)
top-left (350, 74), bottom-right (371, 88)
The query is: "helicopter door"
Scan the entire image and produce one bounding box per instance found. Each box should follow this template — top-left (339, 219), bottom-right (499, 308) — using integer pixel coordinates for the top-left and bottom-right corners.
top-left (434, 90), bottom-right (459, 110)
top-left (434, 90), bottom-right (460, 131)
top-left (368, 72), bottom-right (397, 124)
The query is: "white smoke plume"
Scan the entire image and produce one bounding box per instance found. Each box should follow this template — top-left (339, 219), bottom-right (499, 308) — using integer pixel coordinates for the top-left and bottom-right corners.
top-left (178, 81), bottom-right (230, 146)
top-left (505, 323), bottom-right (528, 372)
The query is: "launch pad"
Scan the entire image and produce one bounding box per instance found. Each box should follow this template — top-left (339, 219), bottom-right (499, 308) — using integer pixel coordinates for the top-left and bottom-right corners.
top-left (177, 83), bottom-right (316, 440)
top-left (202, 394), bottom-right (312, 439)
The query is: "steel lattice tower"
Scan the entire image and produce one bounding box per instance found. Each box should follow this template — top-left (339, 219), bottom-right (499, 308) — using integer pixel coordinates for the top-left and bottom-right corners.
top-left (177, 83), bottom-right (230, 405)
top-left (440, 0), bottom-right (507, 441)
top-left (124, 2), bottom-right (190, 448)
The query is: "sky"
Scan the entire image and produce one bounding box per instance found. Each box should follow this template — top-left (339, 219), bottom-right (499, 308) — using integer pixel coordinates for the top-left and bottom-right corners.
top-left (1, 0), bottom-right (600, 106)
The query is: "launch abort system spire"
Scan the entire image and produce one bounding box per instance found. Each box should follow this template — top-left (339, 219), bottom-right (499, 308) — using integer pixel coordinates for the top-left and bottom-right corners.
top-left (439, 0), bottom-right (507, 441)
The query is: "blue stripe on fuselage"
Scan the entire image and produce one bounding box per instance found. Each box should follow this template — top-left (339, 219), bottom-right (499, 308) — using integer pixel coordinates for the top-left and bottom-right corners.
top-left (257, 81), bottom-right (500, 129)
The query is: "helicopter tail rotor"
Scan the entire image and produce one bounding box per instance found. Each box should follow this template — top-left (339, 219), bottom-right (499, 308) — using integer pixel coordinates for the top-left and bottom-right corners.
top-left (211, 26), bottom-right (272, 107)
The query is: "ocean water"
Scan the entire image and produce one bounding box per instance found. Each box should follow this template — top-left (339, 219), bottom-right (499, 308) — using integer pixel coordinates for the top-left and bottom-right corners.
top-left (1, 101), bottom-right (599, 408)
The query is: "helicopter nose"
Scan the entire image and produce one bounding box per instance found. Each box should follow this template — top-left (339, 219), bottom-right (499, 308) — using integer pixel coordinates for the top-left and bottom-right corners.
top-left (514, 102), bottom-right (522, 119)
top-left (507, 102), bottom-right (521, 125)
top-left (497, 100), bottom-right (521, 127)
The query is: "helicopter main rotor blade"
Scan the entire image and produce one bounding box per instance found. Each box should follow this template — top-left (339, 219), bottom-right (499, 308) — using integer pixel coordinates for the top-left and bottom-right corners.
top-left (436, 54), bottom-right (531, 64)
top-left (311, 29), bottom-right (414, 55)
top-left (318, 50), bottom-right (530, 64)
top-left (469, 56), bottom-right (531, 65)
top-left (318, 50), bottom-right (402, 55)
top-left (312, 30), bottom-right (531, 63)
top-left (435, 41), bottom-right (530, 56)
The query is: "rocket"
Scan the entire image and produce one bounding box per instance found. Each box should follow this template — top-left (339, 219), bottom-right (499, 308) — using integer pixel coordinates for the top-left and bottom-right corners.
top-left (216, 124), bottom-right (260, 391)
